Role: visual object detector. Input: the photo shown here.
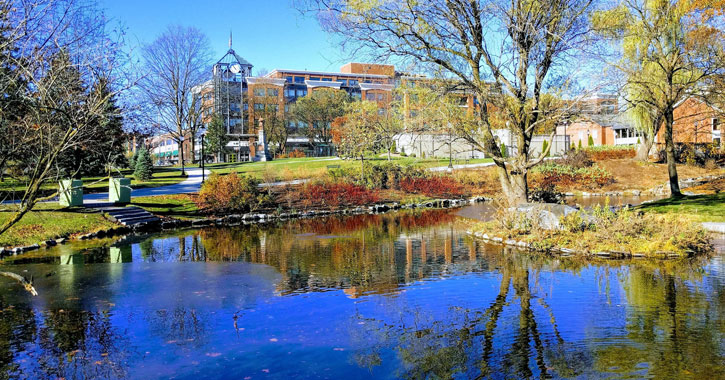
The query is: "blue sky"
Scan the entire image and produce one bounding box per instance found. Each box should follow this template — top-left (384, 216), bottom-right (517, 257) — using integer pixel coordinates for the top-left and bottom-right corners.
top-left (100, 0), bottom-right (349, 74)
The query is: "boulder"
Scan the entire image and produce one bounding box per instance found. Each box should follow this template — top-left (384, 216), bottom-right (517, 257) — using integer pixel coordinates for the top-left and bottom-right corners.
top-left (512, 203), bottom-right (583, 231)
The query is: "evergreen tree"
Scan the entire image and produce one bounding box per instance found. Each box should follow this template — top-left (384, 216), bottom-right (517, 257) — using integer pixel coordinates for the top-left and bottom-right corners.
top-left (205, 114), bottom-right (229, 162)
top-left (588, 135), bottom-right (595, 147)
top-left (578, 140), bottom-right (583, 150)
top-left (134, 148), bottom-right (153, 181)
top-left (542, 140), bottom-right (549, 157)
top-left (500, 142), bottom-right (507, 158)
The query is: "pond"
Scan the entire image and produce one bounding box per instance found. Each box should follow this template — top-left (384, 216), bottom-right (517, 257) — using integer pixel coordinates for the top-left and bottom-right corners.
top-left (0, 207), bottom-right (723, 379)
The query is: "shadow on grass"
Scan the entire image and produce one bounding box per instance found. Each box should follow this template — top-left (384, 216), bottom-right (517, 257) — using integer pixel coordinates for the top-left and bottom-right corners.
top-left (639, 193), bottom-right (725, 209)
top-left (130, 201), bottom-right (200, 218)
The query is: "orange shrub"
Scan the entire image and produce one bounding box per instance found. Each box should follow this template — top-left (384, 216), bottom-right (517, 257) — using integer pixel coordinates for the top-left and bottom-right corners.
top-left (195, 172), bottom-right (270, 214)
top-left (399, 176), bottom-right (469, 198)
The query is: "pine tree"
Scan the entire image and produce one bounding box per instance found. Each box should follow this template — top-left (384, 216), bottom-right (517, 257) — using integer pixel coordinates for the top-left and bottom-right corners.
top-left (578, 140), bottom-right (583, 150)
top-left (134, 148), bottom-right (153, 181)
top-left (542, 140), bottom-right (549, 157)
top-left (588, 135), bottom-right (595, 147)
top-left (500, 142), bottom-right (507, 158)
top-left (205, 114), bottom-right (229, 162)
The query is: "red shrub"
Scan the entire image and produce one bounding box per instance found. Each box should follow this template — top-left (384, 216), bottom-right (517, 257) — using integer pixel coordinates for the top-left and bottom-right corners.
top-left (586, 147), bottom-right (635, 160)
top-left (299, 182), bottom-right (380, 208)
top-left (399, 176), bottom-right (468, 198)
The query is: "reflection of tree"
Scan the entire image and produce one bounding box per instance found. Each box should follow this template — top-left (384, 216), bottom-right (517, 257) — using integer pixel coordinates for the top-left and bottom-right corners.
top-left (145, 307), bottom-right (208, 349)
top-left (594, 263), bottom-right (724, 379)
top-left (0, 307), bottom-right (134, 380)
top-left (349, 252), bottom-right (593, 379)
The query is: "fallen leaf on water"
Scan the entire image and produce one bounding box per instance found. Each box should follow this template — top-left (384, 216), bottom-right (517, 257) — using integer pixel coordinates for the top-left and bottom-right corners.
top-left (333, 348), bottom-right (345, 351)
top-left (205, 352), bottom-right (221, 357)
top-left (262, 369), bottom-right (269, 373)
top-left (269, 338), bottom-right (278, 342)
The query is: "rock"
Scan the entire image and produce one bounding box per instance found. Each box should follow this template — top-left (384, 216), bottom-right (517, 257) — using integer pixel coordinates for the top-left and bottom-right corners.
top-left (45, 240), bottom-right (57, 247)
top-left (504, 239), bottom-right (518, 246)
top-left (512, 203), bottom-right (582, 231)
top-left (56, 238), bottom-right (67, 244)
top-left (631, 190), bottom-right (641, 196)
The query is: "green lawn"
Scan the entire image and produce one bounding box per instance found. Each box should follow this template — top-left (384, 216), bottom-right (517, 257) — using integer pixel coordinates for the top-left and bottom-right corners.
top-left (0, 204), bottom-right (118, 247)
top-left (131, 195), bottom-right (200, 220)
top-left (0, 167), bottom-right (188, 201)
top-left (199, 156), bottom-right (492, 182)
top-left (638, 193), bottom-right (725, 222)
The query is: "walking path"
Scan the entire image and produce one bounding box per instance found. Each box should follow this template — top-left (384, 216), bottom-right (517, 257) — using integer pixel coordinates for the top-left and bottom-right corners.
top-left (83, 168), bottom-right (206, 206)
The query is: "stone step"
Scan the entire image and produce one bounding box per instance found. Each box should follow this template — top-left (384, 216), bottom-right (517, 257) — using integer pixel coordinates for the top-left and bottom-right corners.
top-left (117, 216), bottom-right (160, 226)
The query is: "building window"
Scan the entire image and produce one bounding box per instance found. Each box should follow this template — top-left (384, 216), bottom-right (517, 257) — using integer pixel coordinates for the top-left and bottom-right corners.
top-left (309, 76), bottom-right (320, 81)
top-left (294, 76), bottom-right (305, 84)
top-left (713, 118), bottom-right (720, 131)
top-left (284, 104), bottom-right (290, 113)
top-left (284, 88), bottom-right (294, 98)
top-left (296, 88), bottom-right (307, 97)
top-left (254, 103), bottom-right (264, 110)
top-left (348, 79), bottom-right (358, 86)
top-left (243, 103), bottom-right (248, 111)
top-left (254, 88), bottom-right (265, 97)
top-left (366, 92), bottom-right (376, 101)
top-left (321, 77), bottom-right (332, 82)
top-left (285, 76), bottom-right (293, 83)
top-left (377, 93), bottom-right (385, 101)
top-left (267, 88), bottom-right (278, 97)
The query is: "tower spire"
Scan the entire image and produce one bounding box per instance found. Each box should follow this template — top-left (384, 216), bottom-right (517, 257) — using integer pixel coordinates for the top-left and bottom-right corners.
top-left (229, 30), bottom-right (232, 49)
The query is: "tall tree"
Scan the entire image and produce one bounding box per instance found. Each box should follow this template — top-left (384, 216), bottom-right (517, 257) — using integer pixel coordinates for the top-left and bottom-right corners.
top-left (205, 114), bottom-right (229, 163)
top-left (332, 101), bottom-right (379, 172)
top-left (291, 88), bottom-right (349, 156)
top-left (299, 0), bottom-right (597, 204)
top-left (593, 0), bottom-right (725, 196)
top-left (139, 25), bottom-right (213, 174)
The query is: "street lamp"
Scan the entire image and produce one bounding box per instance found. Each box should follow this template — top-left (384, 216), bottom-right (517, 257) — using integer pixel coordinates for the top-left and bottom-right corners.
top-left (200, 130), bottom-right (206, 183)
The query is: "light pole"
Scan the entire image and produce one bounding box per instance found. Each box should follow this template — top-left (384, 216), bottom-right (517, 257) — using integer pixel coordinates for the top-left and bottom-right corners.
top-left (200, 131), bottom-right (206, 183)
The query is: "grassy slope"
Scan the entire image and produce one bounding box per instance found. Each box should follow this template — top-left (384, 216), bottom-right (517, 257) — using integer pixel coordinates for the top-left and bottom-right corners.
top-left (204, 156), bottom-right (492, 181)
top-left (638, 193), bottom-right (725, 222)
top-left (0, 204), bottom-right (118, 247)
top-left (131, 195), bottom-right (199, 220)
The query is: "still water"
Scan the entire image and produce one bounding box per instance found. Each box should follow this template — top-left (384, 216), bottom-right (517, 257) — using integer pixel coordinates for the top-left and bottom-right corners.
top-left (0, 208), bottom-right (723, 379)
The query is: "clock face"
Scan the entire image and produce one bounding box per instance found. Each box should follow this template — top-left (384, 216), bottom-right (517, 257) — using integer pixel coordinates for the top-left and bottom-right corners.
top-left (230, 64), bottom-right (242, 74)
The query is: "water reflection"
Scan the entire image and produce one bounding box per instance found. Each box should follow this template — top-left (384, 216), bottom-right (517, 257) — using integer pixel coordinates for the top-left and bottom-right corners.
top-left (0, 209), bottom-right (722, 379)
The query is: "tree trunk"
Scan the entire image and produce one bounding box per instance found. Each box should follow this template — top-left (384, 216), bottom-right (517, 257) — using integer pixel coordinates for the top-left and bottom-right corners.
top-left (636, 133), bottom-right (654, 161)
top-left (179, 137), bottom-right (186, 176)
top-left (664, 109), bottom-right (681, 197)
top-left (190, 135), bottom-right (196, 164)
top-left (498, 166), bottom-right (528, 205)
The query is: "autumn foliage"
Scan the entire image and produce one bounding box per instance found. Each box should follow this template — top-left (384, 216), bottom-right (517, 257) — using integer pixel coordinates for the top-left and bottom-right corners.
top-left (399, 176), bottom-right (469, 198)
top-left (195, 172), bottom-right (271, 214)
top-left (298, 182), bottom-right (381, 209)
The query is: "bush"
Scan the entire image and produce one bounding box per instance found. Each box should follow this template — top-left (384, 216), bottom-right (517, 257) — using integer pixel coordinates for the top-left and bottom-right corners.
top-left (298, 182), bottom-right (380, 208)
top-left (529, 183), bottom-right (564, 203)
top-left (399, 176), bottom-right (468, 198)
top-left (584, 145), bottom-right (636, 160)
top-left (195, 172), bottom-right (270, 214)
top-left (588, 135), bottom-right (595, 147)
top-left (541, 140), bottom-right (549, 157)
top-left (134, 148), bottom-right (153, 181)
top-left (276, 149), bottom-right (306, 159)
top-left (557, 149), bottom-right (593, 169)
top-left (532, 162), bottom-right (614, 190)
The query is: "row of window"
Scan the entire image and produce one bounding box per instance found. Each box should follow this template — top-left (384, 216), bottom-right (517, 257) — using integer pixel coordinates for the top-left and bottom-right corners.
top-left (283, 75), bottom-right (385, 85)
top-left (254, 103), bottom-right (279, 112)
top-left (253, 88), bottom-right (280, 97)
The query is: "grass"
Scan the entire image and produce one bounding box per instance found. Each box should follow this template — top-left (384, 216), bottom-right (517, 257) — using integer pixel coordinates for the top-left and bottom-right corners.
top-left (638, 193), bottom-right (725, 222)
top-left (0, 167), bottom-right (188, 201)
top-left (131, 194), bottom-right (200, 220)
top-left (471, 207), bottom-right (713, 257)
top-left (0, 204), bottom-right (118, 248)
top-left (198, 156), bottom-right (492, 182)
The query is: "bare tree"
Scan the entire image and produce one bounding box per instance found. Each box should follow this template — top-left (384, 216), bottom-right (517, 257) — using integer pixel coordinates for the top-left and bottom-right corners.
top-left (298, 0), bottom-right (596, 204)
top-left (138, 25), bottom-right (213, 174)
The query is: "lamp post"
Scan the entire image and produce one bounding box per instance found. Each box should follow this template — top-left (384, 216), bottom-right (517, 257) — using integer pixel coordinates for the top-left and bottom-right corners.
top-left (200, 127), bottom-right (206, 184)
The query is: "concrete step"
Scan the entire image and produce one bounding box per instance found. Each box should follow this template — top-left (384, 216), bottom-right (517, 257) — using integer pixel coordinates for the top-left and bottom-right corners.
top-left (118, 216), bottom-right (160, 226)
top-left (102, 206), bottom-right (159, 226)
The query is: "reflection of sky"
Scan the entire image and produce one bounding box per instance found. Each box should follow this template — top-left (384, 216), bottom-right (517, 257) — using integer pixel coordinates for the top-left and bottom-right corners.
top-left (0, 216), bottom-right (722, 379)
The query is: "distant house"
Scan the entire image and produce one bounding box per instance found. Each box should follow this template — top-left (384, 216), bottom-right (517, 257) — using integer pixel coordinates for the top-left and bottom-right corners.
top-left (556, 93), bottom-right (641, 147)
top-left (660, 97), bottom-right (723, 146)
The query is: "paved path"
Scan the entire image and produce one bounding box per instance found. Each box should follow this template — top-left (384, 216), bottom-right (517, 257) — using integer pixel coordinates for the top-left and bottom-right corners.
top-left (83, 168), bottom-right (207, 205)
top-left (429, 162), bottom-right (495, 172)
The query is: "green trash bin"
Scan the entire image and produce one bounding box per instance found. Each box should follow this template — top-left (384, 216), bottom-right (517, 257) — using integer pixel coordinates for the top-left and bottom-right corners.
top-left (59, 179), bottom-right (83, 207)
top-left (109, 177), bottom-right (131, 204)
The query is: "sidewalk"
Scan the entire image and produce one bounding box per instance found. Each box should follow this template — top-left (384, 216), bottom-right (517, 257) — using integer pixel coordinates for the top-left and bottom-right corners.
top-left (83, 168), bottom-right (206, 205)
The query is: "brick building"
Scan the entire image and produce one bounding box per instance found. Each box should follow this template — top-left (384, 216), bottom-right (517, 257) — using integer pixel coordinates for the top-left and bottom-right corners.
top-left (660, 97), bottom-right (723, 146)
